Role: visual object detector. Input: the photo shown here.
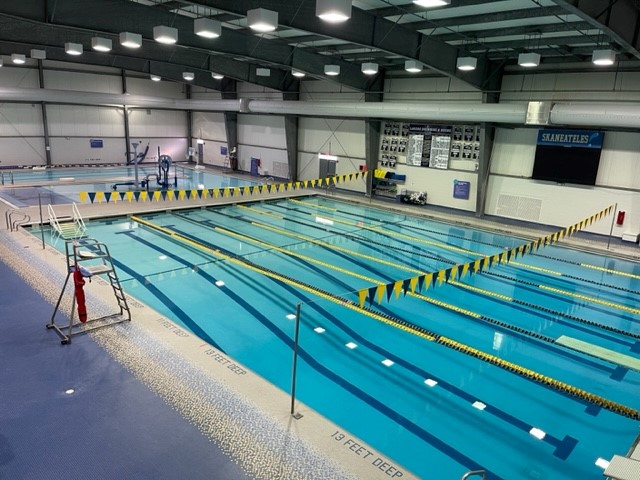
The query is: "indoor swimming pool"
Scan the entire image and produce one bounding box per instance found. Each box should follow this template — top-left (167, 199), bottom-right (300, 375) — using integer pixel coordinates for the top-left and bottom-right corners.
top-left (39, 196), bottom-right (640, 479)
top-left (0, 166), bottom-right (259, 207)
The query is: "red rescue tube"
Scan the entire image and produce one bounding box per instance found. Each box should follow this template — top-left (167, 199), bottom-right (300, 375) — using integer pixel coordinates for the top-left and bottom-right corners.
top-left (73, 267), bottom-right (88, 323)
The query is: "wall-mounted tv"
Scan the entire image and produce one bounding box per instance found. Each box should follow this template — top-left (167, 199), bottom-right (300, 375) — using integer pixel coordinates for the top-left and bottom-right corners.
top-left (531, 129), bottom-right (604, 186)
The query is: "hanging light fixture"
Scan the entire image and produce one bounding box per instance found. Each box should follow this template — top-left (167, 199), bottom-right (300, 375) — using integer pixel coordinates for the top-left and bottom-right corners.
top-left (256, 67), bottom-right (271, 77)
top-left (91, 37), bottom-right (112, 52)
top-left (247, 8), bottom-right (278, 32)
top-left (30, 49), bottom-right (46, 60)
top-left (11, 54), bottom-right (26, 64)
top-left (456, 56), bottom-right (477, 71)
top-left (153, 25), bottom-right (178, 44)
top-left (65, 42), bottom-right (83, 56)
top-left (592, 49), bottom-right (616, 66)
top-left (404, 60), bottom-right (423, 73)
top-left (316, 0), bottom-right (352, 23)
top-left (518, 52), bottom-right (541, 68)
top-left (194, 18), bottom-right (221, 38)
top-left (291, 69), bottom-right (306, 78)
top-left (150, 74), bottom-right (161, 82)
top-left (324, 64), bottom-right (340, 76)
top-left (119, 32), bottom-right (142, 48)
top-left (413, 0), bottom-right (451, 6)
top-left (361, 62), bottom-right (378, 75)
top-left (183, 72), bottom-right (195, 81)
top-left (211, 72), bottom-right (224, 80)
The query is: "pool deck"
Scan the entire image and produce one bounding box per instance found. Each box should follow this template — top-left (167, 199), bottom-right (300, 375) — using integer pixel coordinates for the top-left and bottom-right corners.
top-left (2, 172), bottom-right (640, 479)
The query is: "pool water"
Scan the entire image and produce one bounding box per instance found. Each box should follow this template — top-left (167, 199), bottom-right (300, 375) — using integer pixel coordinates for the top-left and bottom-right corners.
top-left (41, 196), bottom-right (640, 479)
top-left (0, 166), bottom-right (259, 207)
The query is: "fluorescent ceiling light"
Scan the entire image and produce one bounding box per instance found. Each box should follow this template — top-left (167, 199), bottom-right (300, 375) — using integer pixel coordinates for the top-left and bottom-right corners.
top-left (247, 8), bottom-right (278, 33)
top-left (120, 32), bottom-right (142, 49)
top-left (211, 72), bottom-right (224, 80)
top-left (256, 67), bottom-right (271, 77)
top-left (413, 0), bottom-right (451, 6)
top-left (592, 49), bottom-right (616, 66)
top-left (404, 60), bottom-right (423, 73)
top-left (518, 52), bottom-right (540, 68)
top-left (324, 64), bottom-right (340, 76)
top-left (30, 49), bottom-right (46, 60)
top-left (457, 56), bottom-right (477, 71)
top-left (91, 37), bottom-right (112, 52)
top-left (291, 69), bottom-right (305, 78)
top-left (65, 42), bottom-right (83, 56)
top-left (316, 0), bottom-right (352, 23)
top-left (150, 74), bottom-right (161, 82)
top-left (11, 54), bottom-right (26, 64)
top-left (153, 25), bottom-right (178, 44)
top-left (361, 62), bottom-right (378, 75)
top-left (194, 17), bottom-right (221, 39)
top-left (182, 71), bottom-right (195, 81)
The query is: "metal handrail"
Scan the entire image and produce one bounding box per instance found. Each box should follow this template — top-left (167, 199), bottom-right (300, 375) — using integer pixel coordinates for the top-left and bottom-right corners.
top-left (5, 209), bottom-right (30, 231)
top-left (461, 470), bottom-right (486, 480)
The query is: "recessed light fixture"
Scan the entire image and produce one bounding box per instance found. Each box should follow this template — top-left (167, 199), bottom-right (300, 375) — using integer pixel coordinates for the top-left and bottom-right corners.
top-left (404, 60), bottom-right (423, 73)
top-left (457, 56), bottom-right (477, 71)
top-left (324, 64), bottom-right (340, 76)
top-left (291, 69), bottom-right (306, 78)
top-left (91, 37), bottom-right (112, 52)
top-left (194, 17), bottom-right (221, 39)
top-left (31, 49), bottom-right (46, 60)
top-left (65, 42), bottom-right (83, 56)
top-left (11, 54), bottom-right (26, 64)
top-left (413, 0), bottom-right (451, 6)
top-left (183, 71), bottom-right (195, 81)
top-left (211, 72), bottom-right (224, 80)
top-left (247, 8), bottom-right (278, 33)
top-left (153, 25), bottom-right (178, 44)
top-left (518, 52), bottom-right (540, 68)
top-left (316, 0), bottom-right (352, 23)
top-left (150, 74), bottom-right (161, 82)
top-left (256, 67), bottom-right (271, 77)
top-left (529, 427), bottom-right (546, 440)
top-left (361, 62), bottom-right (378, 75)
top-left (592, 49), bottom-right (616, 66)
top-left (120, 32), bottom-right (142, 49)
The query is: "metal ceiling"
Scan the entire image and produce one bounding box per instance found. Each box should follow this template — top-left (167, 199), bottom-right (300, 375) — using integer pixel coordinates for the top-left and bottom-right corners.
top-left (0, 0), bottom-right (638, 93)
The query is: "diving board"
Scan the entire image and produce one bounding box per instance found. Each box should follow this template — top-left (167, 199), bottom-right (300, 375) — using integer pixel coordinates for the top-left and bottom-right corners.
top-left (556, 336), bottom-right (640, 371)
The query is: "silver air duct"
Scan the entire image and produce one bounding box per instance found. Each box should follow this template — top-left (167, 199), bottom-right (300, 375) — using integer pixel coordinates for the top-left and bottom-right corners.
top-left (550, 103), bottom-right (640, 129)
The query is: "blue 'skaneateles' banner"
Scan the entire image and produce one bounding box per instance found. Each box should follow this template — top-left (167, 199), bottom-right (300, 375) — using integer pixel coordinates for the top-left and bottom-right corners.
top-left (537, 129), bottom-right (603, 148)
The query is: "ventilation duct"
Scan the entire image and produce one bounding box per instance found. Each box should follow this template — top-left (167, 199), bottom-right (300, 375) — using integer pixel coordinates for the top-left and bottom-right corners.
top-left (550, 103), bottom-right (640, 129)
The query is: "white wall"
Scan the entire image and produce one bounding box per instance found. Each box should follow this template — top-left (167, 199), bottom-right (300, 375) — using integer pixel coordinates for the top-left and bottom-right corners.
top-left (237, 113), bottom-right (287, 176)
top-left (384, 76), bottom-right (483, 103)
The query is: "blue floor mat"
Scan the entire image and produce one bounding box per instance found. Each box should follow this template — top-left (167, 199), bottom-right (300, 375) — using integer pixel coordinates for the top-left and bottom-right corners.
top-left (0, 260), bottom-right (251, 480)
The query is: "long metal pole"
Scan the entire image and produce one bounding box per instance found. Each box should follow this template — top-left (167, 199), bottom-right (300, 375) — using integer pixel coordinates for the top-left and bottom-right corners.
top-left (607, 202), bottom-right (618, 249)
top-left (290, 302), bottom-right (302, 417)
top-left (38, 193), bottom-right (45, 250)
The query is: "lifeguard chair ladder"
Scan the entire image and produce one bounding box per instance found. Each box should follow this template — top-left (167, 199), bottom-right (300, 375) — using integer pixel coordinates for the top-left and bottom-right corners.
top-left (47, 238), bottom-right (131, 344)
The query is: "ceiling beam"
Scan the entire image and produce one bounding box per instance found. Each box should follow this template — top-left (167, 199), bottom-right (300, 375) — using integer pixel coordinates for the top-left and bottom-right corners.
top-left (175, 0), bottom-right (497, 90)
top-left (365, 0), bottom-right (497, 18)
top-left (432, 21), bottom-right (595, 42)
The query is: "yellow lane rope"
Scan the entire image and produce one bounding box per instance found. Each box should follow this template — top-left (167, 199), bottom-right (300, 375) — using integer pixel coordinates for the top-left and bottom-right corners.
top-left (130, 214), bottom-right (640, 420)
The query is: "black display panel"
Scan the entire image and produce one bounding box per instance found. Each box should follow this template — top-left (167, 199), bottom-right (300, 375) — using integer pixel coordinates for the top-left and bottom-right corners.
top-left (531, 130), bottom-right (604, 186)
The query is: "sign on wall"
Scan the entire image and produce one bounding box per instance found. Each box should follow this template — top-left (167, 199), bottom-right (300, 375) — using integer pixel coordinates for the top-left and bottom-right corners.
top-left (90, 139), bottom-right (103, 148)
top-left (453, 179), bottom-right (471, 199)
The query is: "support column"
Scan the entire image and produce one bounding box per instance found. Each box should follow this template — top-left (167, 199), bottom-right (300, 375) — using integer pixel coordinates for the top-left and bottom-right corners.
top-left (283, 90), bottom-right (299, 182)
top-left (186, 84), bottom-right (194, 163)
top-left (37, 60), bottom-right (52, 166)
top-left (475, 92), bottom-right (499, 218)
top-left (364, 71), bottom-right (385, 196)
top-left (222, 79), bottom-right (238, 170)
top-left (121, 70), bottom-right (131, 165)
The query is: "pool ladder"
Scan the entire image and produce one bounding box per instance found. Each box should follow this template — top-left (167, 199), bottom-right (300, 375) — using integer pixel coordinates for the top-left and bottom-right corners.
top-left (48, 202), bottom-right (86, 241)
top-left (1, 171), bottom-right (14, 185)
top-left (461, 470), bottom-right (486, 480)
top-left (47, 238), bottom-right (131, 344)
